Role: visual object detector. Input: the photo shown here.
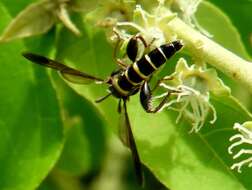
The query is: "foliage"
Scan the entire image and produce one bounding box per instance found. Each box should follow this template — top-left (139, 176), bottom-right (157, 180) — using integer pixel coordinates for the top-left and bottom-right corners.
top-left (0, 0), bottom-right (252, 190)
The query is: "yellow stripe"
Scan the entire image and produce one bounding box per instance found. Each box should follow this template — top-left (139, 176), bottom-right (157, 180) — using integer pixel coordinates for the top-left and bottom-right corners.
top-left (112, 78), bottom-right (129, 96)
top-left (125, 70), bottom-right (140, 85)
top-left (157, 47), bottom-right (166, 60)
top-left (145, 55), bottom-right (158, 70)
top-left (133, 62), bottom-right (149, 79)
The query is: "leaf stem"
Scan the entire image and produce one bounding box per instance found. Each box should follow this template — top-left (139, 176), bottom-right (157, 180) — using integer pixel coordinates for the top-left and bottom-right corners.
top-left (166, 16), bottom-right (252, 93)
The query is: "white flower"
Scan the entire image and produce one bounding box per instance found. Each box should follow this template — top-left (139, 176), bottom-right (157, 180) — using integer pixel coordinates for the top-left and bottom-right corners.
top-left (228, 122), bottom-right (252, 173)
top-left (154, 83), bottom-right (216, 133)
top-left (152, 58), bottom-right (230, 133)
top-left (112, 3), bottom-right (178, 60)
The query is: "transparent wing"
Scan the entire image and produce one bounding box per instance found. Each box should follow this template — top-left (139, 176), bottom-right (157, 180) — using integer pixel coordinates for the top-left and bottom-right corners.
top-left (22, 52), bottom-right (104, 84)
top-left (119, 99), bottom-right (144, 186)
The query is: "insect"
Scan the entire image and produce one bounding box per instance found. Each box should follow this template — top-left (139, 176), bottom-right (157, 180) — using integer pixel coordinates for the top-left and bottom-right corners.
top-left (22, 39), bottom-right (183, 186)
top-left (114, 38), bottom-right (183, 112)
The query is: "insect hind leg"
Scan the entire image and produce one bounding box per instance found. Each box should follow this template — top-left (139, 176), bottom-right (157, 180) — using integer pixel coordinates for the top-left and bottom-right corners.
top-left (140, 77), bottom-right (178, 113)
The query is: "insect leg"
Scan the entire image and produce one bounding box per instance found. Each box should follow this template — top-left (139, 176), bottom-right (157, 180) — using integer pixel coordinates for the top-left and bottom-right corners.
top-left (116, 58), bottom-right (128, 69)
top-left (151, 75), bottom-right (174, 92)
top-left (112, 29), bottom-right (129, 69)
top-left (134, 34), bottom-right (156, 49)
top-left (134, 34), bottom-right (148, 48)
top-left (140, 80), bottom-right (178, 113)
top-left (112, 29), bottom-right (123, 61)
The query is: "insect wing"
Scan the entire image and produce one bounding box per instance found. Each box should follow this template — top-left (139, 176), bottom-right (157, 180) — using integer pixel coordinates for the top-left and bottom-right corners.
top-left (119, 100), bottom-right (144, 186)
top-left (60, 71), bottom-right (102, 84)
top-left (22, 52), bottom-right (104, 84)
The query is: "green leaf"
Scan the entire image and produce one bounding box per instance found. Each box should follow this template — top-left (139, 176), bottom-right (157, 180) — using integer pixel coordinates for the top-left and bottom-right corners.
top-left (0, 0), bottom-right (36, 16)
top-left (0, 0), bottom-right (56, 42)
top-left (38, 169), bottom-right (83, 190)
top-left (0, 3), bottom-right (64, 190)
top-left (37, 179), bottom-right (58, 190)
top-left (52, 74), bottom-right (107, 176)
top-left (56, 123), bottom-right (95, 176)
top-left (208, 0), bottom-right (252, 57)
top-left (69, 0), bottom-right (100, 12)
top-left (128, 95), bottom-right (252, 190)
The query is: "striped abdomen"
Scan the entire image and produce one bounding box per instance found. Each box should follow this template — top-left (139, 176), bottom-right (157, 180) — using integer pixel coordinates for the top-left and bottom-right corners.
top-left (111, 40), bottom-right (183, 97)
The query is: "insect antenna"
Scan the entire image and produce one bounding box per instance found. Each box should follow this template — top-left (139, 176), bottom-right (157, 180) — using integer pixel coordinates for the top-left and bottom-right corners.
top-left (95, 93), bottom-right (112, 103)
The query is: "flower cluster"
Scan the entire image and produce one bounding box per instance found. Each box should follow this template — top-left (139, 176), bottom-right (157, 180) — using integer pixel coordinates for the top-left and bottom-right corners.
top-left (228, 122), bottom-right (252, 173)
top-left (153, 58), bottom-right (230, 132)
top-left (155, 83), bottom-right (216, 133)
top-left (111, 3), bottom-right (177, 60)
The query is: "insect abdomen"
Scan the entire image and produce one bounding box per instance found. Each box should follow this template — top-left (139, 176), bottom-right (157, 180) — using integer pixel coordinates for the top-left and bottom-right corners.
top-left (136, 55), bottom-right (156, 76)
top-left (147, 48), bottom-right (166, 68)
top-left (160, 40), bottom-right (183, 60)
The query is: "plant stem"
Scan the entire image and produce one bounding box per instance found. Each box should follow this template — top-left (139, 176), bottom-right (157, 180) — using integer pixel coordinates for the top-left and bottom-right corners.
top-left (166, 16), bottom-right (252, 93)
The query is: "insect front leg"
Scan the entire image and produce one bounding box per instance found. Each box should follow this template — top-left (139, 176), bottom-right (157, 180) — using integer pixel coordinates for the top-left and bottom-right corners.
top-left (152, 75), bottom-right (174, 92)
top-left (115, 58), bottom-right (128, 69)
top-left (112, 29), bottom-right (129, 69)
top-left (112, 28), bottom-right (123, 61)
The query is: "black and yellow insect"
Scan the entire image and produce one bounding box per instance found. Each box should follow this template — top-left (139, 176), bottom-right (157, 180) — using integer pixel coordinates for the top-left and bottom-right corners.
top-left (22, 39), bottom-right (183, 186)
top-left (111, 39), bottom-right (183, 112)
